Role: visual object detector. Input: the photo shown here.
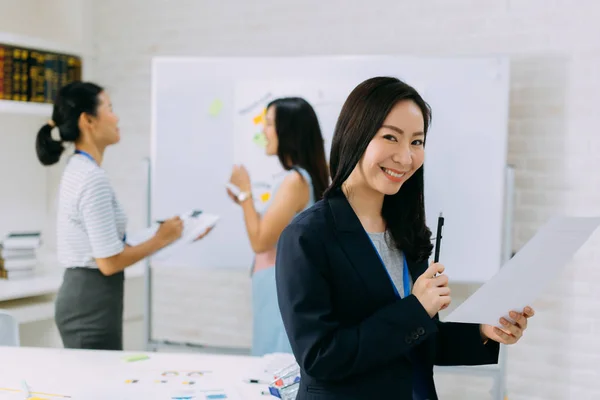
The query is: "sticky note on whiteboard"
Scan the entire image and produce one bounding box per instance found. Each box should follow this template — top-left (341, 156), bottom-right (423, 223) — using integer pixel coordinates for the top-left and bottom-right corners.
top-left (253, 108), bottom-right (266, 125)
top-left (252, 132), bottom-right (268, 148)
top-left (208, 99), bottom-right (224, 116)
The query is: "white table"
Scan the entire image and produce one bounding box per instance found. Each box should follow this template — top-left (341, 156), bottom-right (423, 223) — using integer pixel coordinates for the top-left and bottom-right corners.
top-left (0, 265), bottom-right (146, 349)
top-left (0, 346), bottom-right (284, 399)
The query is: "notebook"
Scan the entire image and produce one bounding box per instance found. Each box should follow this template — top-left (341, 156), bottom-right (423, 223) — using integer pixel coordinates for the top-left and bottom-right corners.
top-left (126, 210), bottom-right (219, 261)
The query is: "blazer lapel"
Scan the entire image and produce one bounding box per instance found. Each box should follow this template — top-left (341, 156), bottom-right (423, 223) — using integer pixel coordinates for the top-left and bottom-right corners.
top-left (406, 257), bottom-right (428, 287)
top-left (326, 190), bottom-right (399, 305)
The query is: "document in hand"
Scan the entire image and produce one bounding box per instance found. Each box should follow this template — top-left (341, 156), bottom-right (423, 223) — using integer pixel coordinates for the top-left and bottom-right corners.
top-left (126, 210), bottom-right (220, 261)
top-left (444, 216), bottom-right (600, 326)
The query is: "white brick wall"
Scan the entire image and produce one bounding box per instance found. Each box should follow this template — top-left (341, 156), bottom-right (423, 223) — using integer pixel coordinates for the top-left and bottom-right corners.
top-left (34, 0), bottom-right (600, 398)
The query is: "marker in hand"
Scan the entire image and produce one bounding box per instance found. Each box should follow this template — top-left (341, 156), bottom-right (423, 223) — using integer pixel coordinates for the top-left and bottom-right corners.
top-left (434, 212), bottom-right (444, 263)
top-left (433, 212), bottom-right (444, 277)
top-left (413, 262), bottom-right (450, 317)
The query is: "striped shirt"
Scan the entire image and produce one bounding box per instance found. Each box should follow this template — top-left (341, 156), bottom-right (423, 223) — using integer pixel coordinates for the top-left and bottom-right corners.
top-left (56, 153), bottom-right (127, 268)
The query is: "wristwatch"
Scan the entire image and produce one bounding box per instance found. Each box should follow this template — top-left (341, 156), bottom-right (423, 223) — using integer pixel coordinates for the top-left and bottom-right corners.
top-left (237, 191), bottom-right (251, 203)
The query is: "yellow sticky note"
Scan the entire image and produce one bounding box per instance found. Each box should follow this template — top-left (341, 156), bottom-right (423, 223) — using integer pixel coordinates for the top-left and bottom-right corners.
top-left (253, 108), bottom-right (266, 125)
top-left (260, 192), bottom-right (271, 203)
top-left (208, 99), bottom-right (223, 116)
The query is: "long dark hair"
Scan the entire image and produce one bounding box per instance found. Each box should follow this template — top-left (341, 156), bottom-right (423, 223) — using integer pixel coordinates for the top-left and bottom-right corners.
top-left (35, 81), bottom-right (104, 166)
top-left (267, 97), bottom-right (329, 201)
top-left (325, 77), bottom-right (433, 262)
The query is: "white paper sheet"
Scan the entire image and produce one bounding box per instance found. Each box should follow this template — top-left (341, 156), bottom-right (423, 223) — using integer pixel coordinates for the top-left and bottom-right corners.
top-left (126, 210), bottom-right (220, 261)
top-left (444, 216), bottom-right (600, 326)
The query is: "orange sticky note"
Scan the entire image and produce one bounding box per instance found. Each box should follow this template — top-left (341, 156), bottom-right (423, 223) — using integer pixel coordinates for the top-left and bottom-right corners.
top-left (253, 108), bottom-right (266, 125)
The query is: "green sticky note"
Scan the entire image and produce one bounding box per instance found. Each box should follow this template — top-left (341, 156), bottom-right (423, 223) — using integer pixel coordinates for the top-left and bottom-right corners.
top-left (252, 133), bottom-right (268, 148)
top-left (123, 354), bottom-right (150, 362)
top-left (208, 99), bottom-right (223, 116)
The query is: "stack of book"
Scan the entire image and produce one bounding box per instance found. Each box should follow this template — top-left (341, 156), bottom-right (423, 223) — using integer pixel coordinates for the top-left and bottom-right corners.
top-left (0, 232), bottom-right (41, 280)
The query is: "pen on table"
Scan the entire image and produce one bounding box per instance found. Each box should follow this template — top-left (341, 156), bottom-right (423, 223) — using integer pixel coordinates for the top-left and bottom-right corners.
top-left (245, 378), bottom-right (269, 384)
top-left (21, 380), bottom-right (31, 399)
top-left (433, 212), bottom-right (444, 277)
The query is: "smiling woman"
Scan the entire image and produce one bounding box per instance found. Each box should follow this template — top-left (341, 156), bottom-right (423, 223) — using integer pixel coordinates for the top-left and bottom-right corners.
top-left (275, 76), bottom-right (535, 400)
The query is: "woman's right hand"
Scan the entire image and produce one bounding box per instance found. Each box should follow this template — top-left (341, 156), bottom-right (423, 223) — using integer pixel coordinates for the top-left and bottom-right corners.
top-left (154, 216), bottom-right (184, 246)
top-left (412, 262), bottom-right (451, 318)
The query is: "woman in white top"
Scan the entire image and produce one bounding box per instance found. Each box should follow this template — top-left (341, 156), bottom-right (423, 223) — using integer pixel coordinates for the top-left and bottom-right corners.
top-left (35, 81), bottom-right (203, 350)
top-left (227, 97), bottom-right (330, 356)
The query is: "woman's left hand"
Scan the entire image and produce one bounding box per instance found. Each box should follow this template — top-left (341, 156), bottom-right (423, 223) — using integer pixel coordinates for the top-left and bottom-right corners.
top-left (229, 165), bottom-right (251, 193)
top-left (480, 306), bottom-right (535, 345)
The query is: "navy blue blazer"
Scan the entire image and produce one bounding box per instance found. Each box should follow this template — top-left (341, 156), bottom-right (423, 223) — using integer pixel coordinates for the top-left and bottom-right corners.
top-left (276, 190), bottom-right (499, 400)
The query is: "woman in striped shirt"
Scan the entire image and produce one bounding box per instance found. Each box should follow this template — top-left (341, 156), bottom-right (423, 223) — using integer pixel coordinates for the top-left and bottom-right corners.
top-left (35, 81), bottom-right (188, 350)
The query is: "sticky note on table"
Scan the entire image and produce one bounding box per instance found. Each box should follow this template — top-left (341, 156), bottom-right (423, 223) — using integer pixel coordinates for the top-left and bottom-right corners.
top-left (252, 133), bottom-right (268, 148)
top-left (208, 99), bottom-right (224, 116)
top-left (123, 354), bottom-right (149, 362)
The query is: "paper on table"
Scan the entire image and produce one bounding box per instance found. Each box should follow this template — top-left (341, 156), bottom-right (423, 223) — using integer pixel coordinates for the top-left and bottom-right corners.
top-left (126, 210), bottom-right (220, 261)
top-left (444, 216), bottom-right (600, 326)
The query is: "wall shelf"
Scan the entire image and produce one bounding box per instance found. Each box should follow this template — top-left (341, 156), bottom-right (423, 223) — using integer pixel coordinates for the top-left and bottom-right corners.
top-left (0, 100), bottom-right (52, 116)
top-left (0, 32), bottom-right (85, 56)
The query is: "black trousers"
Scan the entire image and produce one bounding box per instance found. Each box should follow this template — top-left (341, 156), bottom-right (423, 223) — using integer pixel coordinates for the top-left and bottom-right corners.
top-left (54, 267), bottom-right (124, 350)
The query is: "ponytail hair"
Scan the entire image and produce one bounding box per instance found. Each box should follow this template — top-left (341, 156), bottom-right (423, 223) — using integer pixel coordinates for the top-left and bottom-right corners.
top-left (35, 123), bottom-right (65, 166)
top-left (35, 81), bottom-right (104, 166)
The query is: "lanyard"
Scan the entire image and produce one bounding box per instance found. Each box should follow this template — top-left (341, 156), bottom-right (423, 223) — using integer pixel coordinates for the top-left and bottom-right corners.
top-left (74, 149), bottom-right (96, 164)
top-left (75, 149), bottom-right (127, 243)
top-left (368, 236), bottom-right (411, 298)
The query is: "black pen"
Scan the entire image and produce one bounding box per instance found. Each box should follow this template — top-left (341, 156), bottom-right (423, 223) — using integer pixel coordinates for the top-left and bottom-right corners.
top-left (156, 210), bottom-right (201, 224)
top-left (245, 378), bottom-right (269, 384)
top-left (434, 212), bottom-right (444, 263)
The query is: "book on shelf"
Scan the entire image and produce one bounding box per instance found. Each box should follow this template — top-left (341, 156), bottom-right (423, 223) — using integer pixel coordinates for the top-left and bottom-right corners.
top-left (0, 247), bottom-right (36, 259)
top-left (1, 231), bottom-right (42, 249)
top-left (0, 44), bottom-right (13, 101)
top-left (0, 256), bottom-right (37, 271)
top-left (0, 42), bottom-right (82, 104)
top-left (0, 231), bottom-right (41, 280)
top-left (0, 268), bottom-right (35, 280)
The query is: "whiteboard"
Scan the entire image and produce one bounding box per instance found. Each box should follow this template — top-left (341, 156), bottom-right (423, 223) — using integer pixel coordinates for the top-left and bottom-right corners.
top-left (151, 56), bottom-right (510, 283)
